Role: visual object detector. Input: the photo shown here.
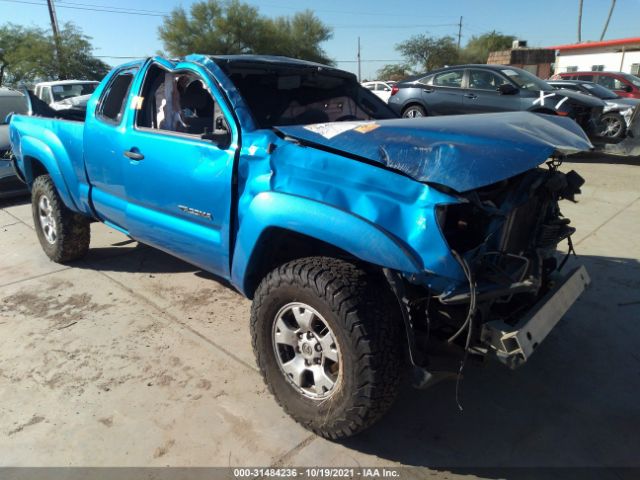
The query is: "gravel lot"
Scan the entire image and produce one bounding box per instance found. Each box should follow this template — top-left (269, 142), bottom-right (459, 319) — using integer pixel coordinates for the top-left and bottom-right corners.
top-left (0, 156), bottom-right (639, 479)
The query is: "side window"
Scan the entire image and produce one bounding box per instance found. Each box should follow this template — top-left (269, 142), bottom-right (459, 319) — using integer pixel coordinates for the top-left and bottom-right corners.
top-left (417, 74), bottom-right (434, 85)
top-left (97, 69), bottom-right (136, 124)
top-left (363, 83), bottom-right (375, 90)
top-left (468, 70), bottom-right (508, 90)
top-left (136, 65), bottom-right (228, 138)
top-left (596, 75), bottom-right (624, 90)
top-left (577, 74), bottom-right (594, 82)
top-left (43, 88), bottom-right (53, 104)
top-left (433, 70), bottom-right (463, 88)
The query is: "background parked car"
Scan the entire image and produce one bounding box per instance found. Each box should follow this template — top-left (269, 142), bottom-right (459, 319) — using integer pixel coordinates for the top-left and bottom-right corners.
top-left (0, 88), bottom-right (28, 198)
top-left (388, 64), bottom-right (607, 141)
top-left (361, 81), bottom-right (395, 102)
top-left (34, 80), bottom-right (99, 110)
top-left (550, 71), bottom-right (640, 99)
top-left (548, 79), bottom-right (639, 140)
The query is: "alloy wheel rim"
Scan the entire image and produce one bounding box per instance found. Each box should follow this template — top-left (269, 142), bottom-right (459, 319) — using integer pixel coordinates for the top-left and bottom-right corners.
top-left (38, 195), bottom-right (57, 244)
top-left (272, 302), bottom-right (341, 399)
top-left (603, 117), bottom-right (622, 137)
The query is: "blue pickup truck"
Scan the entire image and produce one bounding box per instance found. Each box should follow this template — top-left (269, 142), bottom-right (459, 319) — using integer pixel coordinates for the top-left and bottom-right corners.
top-left (9, 54), bottom-right (592, 439)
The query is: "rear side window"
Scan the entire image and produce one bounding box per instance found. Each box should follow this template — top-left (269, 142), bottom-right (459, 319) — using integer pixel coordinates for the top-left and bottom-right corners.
top-left (577, 74), bottom-right (594, 82)
top-left (97, 69), bottom-right (137, 124)
top-left (433, 70), bottom-right (463, 88)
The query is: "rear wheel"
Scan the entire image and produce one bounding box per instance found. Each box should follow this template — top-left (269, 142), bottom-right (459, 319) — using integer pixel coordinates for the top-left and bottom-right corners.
top-left (31, 175), bottom-right (90, 263)
top-left (402, 104), bottom-right (426, 118)
top-left (599, 112), bottom-right (626, 140)
top-left (251, 257), bottom-right (402, 439)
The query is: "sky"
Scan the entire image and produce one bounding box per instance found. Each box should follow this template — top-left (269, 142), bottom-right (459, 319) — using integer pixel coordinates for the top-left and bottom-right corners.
top-left (1, 0), bottom-right (639, 79)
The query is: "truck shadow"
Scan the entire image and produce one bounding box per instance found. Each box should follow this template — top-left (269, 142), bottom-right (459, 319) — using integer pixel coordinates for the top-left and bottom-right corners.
top-left (63, 239), bottom-right (640, 477)
top-left (566, 152), bottom-right (640, 167)
top-left (77, 242), bottom-right (235, 289)
top-left (339, 254), bottom-right (640, 478)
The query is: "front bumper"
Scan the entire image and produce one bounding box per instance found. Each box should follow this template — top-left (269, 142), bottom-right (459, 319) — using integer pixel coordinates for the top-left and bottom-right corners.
top-left (480, 265), bottom-right (591, 369)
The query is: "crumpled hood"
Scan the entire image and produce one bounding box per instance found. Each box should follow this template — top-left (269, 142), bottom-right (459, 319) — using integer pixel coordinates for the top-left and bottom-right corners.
top-left (275, 112), bottom-right (593, 192)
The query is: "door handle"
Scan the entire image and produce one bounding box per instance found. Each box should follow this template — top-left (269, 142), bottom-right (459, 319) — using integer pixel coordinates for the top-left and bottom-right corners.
top-left (464, 93), bottom-right (478, 99)
top-left (124, 149), bottom-right (144, 161)
top-left (422, 88), bottom-right (434, 93)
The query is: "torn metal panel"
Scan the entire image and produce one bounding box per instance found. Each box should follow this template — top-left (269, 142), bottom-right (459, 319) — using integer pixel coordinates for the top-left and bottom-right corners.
top-left (602, 106), bottom-right (640, 156)
top-left (276, 112), bottom-right (593, 192)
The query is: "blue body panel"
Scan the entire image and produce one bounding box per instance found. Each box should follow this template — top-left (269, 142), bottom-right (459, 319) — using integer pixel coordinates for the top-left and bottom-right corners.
top-left (8, 55), bottom-right (592, 299)
top-left (276, 112), bottom-right (593, 192)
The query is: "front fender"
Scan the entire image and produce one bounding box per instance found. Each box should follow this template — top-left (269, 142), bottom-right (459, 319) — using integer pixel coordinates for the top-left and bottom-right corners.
top-left (231, 191), bottom-right (423, 295)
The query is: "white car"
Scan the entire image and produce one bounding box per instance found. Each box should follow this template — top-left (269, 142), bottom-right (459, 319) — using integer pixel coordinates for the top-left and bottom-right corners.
top-left (34, 80), bottom-right (99, 111)
top-left (361, 81), bottom-right (395, 103)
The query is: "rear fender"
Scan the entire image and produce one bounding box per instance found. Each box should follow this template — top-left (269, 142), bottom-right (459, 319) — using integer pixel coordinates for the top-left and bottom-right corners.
top-left (231, 191), bottom-right (423, 295)
top-left (18, 135), bottom-right (78, 211)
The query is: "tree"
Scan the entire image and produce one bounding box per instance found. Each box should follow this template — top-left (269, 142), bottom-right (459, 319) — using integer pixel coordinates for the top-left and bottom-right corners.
top-left (0, 22), bottom-right (109, 87)
top-left (376, 63), bottom-right (413, 81)
top-left (395, 35), bottom-right (459, 72)
top-left (461, 31), bottom-right (516, 64)
top-left (159, 0), bottom-right (333, 64)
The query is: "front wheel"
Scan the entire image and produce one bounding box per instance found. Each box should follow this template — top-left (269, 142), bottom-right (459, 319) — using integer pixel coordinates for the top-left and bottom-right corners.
top-left (31, 175), bottom-right (90, 263)
top-left (599, 112), bottom-right (626, 140)
top-left (251, 257), bottom-right (402, 439)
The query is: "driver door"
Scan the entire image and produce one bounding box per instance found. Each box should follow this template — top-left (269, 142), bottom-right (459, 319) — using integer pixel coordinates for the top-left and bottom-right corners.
top-left (123, 62), bottom-right (237, 277)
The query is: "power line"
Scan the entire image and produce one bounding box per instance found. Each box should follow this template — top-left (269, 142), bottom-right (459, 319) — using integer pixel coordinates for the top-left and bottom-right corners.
top-left (0, 0), bottom-right (167, 16)
top-left (333, 23), bottom-right (457, 29)
top-left (55, 0), bottom-right (167, 14)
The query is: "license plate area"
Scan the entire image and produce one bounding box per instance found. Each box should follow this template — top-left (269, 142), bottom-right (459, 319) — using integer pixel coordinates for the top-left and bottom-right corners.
top-left (481, 265), bottom-right (591, 368)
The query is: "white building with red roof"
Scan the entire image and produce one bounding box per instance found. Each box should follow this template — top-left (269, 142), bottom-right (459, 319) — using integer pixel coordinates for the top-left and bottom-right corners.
top-left (550, 37), bottom-right (640, 75)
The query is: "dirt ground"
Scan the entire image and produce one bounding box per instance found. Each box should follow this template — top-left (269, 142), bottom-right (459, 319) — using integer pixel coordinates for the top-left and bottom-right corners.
top-left (0, 155), bottom-right (639, 479)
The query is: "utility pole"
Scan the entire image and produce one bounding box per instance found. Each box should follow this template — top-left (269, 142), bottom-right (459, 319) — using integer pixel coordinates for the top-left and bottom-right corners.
top-left (357, 37), bottom-right (361, 82)
top-left (600, 0), bottom-right (616, 40)
top-left (46, 0), bottom-right (64, 79)
top-left (577, 0), bottom-right (583, 42)
top-left (457, 16), bottom-right (463, 49)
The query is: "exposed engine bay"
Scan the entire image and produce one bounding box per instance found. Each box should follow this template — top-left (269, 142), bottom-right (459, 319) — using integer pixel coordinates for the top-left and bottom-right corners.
top-left (400, 160), bottom-right (588, 376)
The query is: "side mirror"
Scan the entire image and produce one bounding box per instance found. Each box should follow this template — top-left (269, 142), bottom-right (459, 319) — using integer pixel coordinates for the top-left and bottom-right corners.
top-left (497, 83), bottom-right (518, 95)
top-left (2, 113), bottom-right (12, 125)
top-left (624, 85), bottom-right (633, 93)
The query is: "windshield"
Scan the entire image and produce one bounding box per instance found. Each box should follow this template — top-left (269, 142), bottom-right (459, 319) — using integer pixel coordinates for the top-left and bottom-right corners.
top-left (620, 73), bottom-right (640, 88)
top-left (500, 68), bottom-right (553, 92)
top-left (582, 83), bottom-right (618, 99)
top-left (217, 64), bottom-right (397, 128)
top-left (0, 93), bottom-right (28, 121)
top-left (50, 83), bottom-right (98, 102)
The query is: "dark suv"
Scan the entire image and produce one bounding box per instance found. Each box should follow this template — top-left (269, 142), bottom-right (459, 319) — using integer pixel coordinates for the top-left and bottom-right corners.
top-left (388, 64), bottom-right (606, 139)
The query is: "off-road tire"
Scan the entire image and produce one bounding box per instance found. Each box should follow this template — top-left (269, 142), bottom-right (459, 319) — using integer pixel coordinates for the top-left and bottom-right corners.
top-left (31, 175), bottom-right (90, 263)
top-left (251, 256), bottom-right (402, 439)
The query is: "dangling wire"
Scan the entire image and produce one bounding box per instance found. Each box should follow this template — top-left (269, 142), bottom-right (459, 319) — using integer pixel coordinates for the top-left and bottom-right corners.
top-left (448, 250), bottom-right (477, 411)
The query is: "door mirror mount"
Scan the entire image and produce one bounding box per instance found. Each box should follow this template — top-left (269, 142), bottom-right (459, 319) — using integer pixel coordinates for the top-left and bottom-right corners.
top-left (497, 83), bottom-right (518, 95)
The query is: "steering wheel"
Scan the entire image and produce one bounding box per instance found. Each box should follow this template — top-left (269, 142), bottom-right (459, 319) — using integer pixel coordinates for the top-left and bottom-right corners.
top-left (335, 115), bottom-right (359, 122)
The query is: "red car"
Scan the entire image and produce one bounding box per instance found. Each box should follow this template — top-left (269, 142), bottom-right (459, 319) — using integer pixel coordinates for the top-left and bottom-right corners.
top-left (551, 71), bottom-right (640, 99)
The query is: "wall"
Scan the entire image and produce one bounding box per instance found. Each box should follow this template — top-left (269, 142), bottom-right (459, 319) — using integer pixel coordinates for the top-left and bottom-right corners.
top-left (555, 48), bottom-right (640, 73)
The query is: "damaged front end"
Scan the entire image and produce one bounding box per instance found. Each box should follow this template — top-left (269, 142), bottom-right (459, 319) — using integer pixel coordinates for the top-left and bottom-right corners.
top-left (276, 112), bottom-right (593, 373)
top-left (420, 162), bottom-right (590, 369)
